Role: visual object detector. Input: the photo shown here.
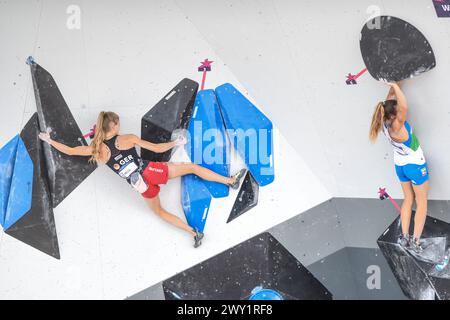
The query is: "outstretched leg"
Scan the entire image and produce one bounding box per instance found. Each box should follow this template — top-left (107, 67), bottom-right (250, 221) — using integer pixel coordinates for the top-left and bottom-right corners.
top-left (167, 162), bottom-right (233, 185)
top-left (144, 195), bottom-right (196, 237)
top-left (400, 181), bottom-right (414, 237)
top-left (412, 180), bottom-right (429, 241)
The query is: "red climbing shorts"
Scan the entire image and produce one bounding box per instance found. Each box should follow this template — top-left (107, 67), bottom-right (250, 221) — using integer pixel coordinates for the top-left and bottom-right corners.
top-left (141, 162), bottom-right (169, 199)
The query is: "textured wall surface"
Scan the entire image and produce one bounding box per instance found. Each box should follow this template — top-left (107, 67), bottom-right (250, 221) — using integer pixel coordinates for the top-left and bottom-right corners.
top-left (1, 0), bottom-right (449, 299)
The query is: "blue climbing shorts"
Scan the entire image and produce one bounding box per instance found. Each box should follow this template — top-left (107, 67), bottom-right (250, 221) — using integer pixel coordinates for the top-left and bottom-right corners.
top-left (395, 162), bottom-right (429, 185)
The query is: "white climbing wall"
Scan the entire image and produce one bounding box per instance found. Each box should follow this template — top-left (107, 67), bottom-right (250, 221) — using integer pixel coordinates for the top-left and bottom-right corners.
top-left (174, 0), bottom-right (450, 200)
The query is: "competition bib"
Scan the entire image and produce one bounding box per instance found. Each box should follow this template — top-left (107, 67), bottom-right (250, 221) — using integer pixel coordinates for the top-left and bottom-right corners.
top-left (130, 171), bottom-right (149, 193)
top-left (118, 161), bottom-right (139, 178)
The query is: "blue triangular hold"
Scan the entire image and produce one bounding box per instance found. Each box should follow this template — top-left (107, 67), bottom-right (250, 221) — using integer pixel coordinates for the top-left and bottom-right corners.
top-left (0, 135), bottom-right (19, 227)
top-left (0, 135), bottom-right (34, 230)
top-left (3, 137), bottom-right (34, 230)
top-left (181, 174), bottom-right (212, 233)
top-left (185, 90), bottom-right (230, 198)
top-left (215, 83), bottom-right (275, 186)
top-left (5, 113), bottom-right (60, 259)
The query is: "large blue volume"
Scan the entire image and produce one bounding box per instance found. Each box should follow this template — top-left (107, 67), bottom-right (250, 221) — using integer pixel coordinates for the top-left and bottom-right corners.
top-left (181, 174), bottom-right (211, 233)
top-left (0, 135), bottom-right (19, 227)
top-left (0, 135), bottom-right (34, 230)
top-left (186, 90), bottom-right (230, 198)
top-left (215, 83), bottom-right (274, 186)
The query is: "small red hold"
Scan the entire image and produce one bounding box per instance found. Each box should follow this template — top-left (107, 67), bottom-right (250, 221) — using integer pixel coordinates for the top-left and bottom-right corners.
top-left (346, 73), bottom-right (357, 85)
top-left (83, 125), bottom-right (96, 139)
top-left (378, 187), bottom-right (388, 200)
top-left (346, 68), bottom-right (367, 85)
top-left (198, 58), bottom-right (213, 72)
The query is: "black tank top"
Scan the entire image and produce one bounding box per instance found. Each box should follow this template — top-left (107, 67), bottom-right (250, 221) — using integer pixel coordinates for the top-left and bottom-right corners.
top-left (104, 135), bottom-right (145, 183)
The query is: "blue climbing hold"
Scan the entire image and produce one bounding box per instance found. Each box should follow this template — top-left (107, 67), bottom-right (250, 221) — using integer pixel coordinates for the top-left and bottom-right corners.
top-left (435, 256), bottom-right (449, 272)
top-left (215, 83), bottom-right (274, 186)
top-left (0, 135), bottom-right (19, 227)
top-left (26, 56), bottom-right (36, 66)
top-left (181, 174), bottom-right (211, 233)
top-left (0, 135), bottom-right (34, 230)
top-left (249, 287), bottom-right (284, 300)
top-left (186, 90), bottom-right (230, 198)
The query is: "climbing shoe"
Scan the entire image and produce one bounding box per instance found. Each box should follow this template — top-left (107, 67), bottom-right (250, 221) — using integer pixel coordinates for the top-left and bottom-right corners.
top-left (194, 229), bottom-right (204, 248)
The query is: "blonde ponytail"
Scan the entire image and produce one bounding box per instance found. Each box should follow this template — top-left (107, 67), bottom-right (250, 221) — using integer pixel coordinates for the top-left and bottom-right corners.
top-left (369, 102), bottom-right (385, 143)
top-left (89, 111), bottom-right (119, 163)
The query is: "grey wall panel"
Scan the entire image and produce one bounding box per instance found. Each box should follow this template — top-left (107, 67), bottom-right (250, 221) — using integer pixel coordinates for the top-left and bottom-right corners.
top-left (307, 248), bottom-right (359, 300)
top-left (333, 198), bottom-right (399, 249)
top-left (268, 200), bottom-right (345, 266)
top-left (346, 247), bottom-right (406, 300)
top-left (127, 283), bottom-right (165, 300)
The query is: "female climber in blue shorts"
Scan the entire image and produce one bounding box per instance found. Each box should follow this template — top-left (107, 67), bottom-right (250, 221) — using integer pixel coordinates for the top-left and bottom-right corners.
top-left (38, 111), bottom-right (246, 248)
top-left (369, 81), bottom-right (429, 253)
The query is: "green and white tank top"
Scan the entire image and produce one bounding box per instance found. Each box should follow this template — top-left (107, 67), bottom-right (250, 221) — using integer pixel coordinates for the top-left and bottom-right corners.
top-left (383, 121), bottom-right (425, 166)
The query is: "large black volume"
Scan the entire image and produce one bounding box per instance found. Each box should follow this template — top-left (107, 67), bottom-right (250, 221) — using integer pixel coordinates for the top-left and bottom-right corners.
top-left (141, 78), bottom-right (198, 162)
top-left (162, 232), bottom-right (332, 300)
top-left (378, 214), bottom-right (450, 300)
top-left (29, 62), bottom-right (97, 208)
top-left (360, 16), bottom-right (436, 82)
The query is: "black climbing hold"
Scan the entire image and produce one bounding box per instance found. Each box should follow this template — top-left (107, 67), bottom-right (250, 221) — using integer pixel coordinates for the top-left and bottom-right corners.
top-left (162, 232), bottom-right (332, 300)
top-left (141, 78), bottom-right (198, 162)
top-left (29, 62), bottom-right (97, 208)
top-left (378, 214), bottom-right (450, 300)
top-left (227, 171), bottom-right (259, 223)
top-left (5, 114), bottom-right (60, 259)
top-left (360, 16), bottom-right (436, 82)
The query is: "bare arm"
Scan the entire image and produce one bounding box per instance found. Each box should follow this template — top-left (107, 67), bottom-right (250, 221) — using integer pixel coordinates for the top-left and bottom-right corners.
top-left (385, 80), bottom-right (403, 100)
top-left (39, 133), bottom-right (93, 156)
top-left (128, 134), bottom-right (177, 153)
top-left (50, 140), bottom-right (93, 156)
top-left (390, 83), bottom-right (408, 124)
top-left (386, 86), bottom-right (396, 100)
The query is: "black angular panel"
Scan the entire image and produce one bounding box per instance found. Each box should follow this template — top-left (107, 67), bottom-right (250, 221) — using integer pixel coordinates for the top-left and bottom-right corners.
top-left (29, 61), bottom-right (97, 208)
top-left (162, 232), bottom-right (332, 300)
top-left (378, 214), bottom-right (450, 300)
top-left (227, 171), bottom-right (259, 223)
top-left (360, 16), bottom-right (436, 82)
top-left (6, 114), bottom-right (60, 259)
top-left (377, 239), bottom-right (436, 300)
top-left (141, 78), bottom-right (198, 162)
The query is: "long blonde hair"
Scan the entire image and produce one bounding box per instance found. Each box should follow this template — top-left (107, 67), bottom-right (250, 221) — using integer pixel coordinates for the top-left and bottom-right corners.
top-left (369, 102), bottom-right (385, 143)
top-left (89, 111), bottom-right (119, 163)
top-left (369, 100), bottom-right (397, 143)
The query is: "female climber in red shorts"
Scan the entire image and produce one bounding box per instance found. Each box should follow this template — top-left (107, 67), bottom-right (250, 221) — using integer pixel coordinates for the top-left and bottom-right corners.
top-left (38, 111), bottom-right (246, 248)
